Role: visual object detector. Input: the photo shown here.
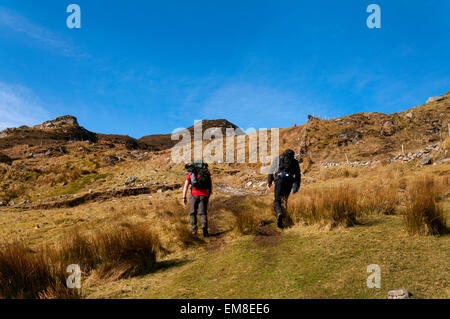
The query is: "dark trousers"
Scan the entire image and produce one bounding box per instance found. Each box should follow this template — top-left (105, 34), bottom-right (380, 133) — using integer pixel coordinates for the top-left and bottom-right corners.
top-left (273, 178), bottom-right (293, 218)
top-left (189, 195), bottom-right (209, 233)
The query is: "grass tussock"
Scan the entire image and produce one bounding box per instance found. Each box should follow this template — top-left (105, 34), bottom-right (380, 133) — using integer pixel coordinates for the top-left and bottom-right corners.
top-left (228, 197), bottom-right (273, 235)
top-left (358, 181), bottom-right (399, 215)
top-left (289, 183), bottom-right (358, 228)
top-left (235, 211), bottom-right (259, 235)
top-left (0, 243), bottom-right (80, 299)
top-left (0, 224), bottom-right (161, 298)
top-left (59, 224), bottom-right (161, 279)
top-left (404, 177), bottom-right (447, 236)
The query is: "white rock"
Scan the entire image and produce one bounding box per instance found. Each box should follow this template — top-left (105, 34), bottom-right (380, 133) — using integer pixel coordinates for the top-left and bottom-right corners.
top-left (388, 288), bottom-right (411, 299)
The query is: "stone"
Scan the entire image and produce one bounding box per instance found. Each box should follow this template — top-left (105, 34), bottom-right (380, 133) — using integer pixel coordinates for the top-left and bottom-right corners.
top-left (405, 111), bottom-right (414, 119)
top-left (387, 288), bottom-right (411, 299)
top-left (420, 156), bottom-right (433, 165)
top-left (437, 158), bottom-right (450, 164)
top-left (258, 181), bottom-right (267, 188)
top-left (0, 128), bottom-right (14, 138)
top-left (426, 95), bottom-right (446, 103)
top-left (157, 189), bottom-right (163, 193)
top-left (383, 120), bottom-right (394, 127)
top-left (125, 176), bottom-right (137, 185)
top-left (246, 181), bottom-right (253, 187)
top-left (103, 155), bottom-right (120, 165)
top-left (88, 189), bottom-right (93, 194)
top-left (0, 201), bottom-right (8, 207)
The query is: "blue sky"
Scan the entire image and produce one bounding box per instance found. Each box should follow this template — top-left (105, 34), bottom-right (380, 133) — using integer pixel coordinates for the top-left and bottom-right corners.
top-left (0, 0), bottom-right (449, 138)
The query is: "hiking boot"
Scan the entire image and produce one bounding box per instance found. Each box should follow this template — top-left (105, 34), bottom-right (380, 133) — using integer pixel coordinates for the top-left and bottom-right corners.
top-left (202, 228), bottom-right (209, 238)
top-left (277, 214), bottom-right (284, 229)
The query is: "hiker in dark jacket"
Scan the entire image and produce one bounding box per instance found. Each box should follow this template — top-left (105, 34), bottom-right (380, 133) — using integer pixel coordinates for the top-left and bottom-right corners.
top-left (267, 149), bottom-right (301, 228)
top-left (182, 162), bottom-right (212, 237)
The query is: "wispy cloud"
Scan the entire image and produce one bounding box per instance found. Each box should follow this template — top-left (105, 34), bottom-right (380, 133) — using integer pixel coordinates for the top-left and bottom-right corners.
top-left (0, 82), bottom-right (49, 129)
top-left (0, 6), bottom-right (83, 57)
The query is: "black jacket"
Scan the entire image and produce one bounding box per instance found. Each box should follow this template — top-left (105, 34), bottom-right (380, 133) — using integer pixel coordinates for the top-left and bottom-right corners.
top-left (267, 156), bottom-right (301, 188)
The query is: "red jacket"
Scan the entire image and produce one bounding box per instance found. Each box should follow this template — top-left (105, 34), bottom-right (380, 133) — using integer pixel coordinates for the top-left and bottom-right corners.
top-left (186, 173), bottom-right (210, 197)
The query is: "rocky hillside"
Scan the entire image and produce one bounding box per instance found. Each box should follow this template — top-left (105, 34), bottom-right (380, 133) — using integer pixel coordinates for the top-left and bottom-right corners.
top-left (139, 119), bottom-right (244, 151)
top-left (278, 92), bottom-right (450, 163)
top-left (0, 92), bottom-right (448, 164)
top-left (0, 115), bottom-right (97, 150)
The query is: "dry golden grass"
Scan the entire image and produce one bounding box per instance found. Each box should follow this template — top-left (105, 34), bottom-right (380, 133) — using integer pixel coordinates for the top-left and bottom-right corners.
top-left (235, 211), bottom-right (259, 235)
top-left (288, 183), bottom-right (358, 228)
top-left (0, 242), bottom-right (80, 299)
top-left (358, 180), bottom-right (399, 215)
top-left (0, 222), bottom-right (161, 299)
top-left (404, 176), bottom-right (447, 236)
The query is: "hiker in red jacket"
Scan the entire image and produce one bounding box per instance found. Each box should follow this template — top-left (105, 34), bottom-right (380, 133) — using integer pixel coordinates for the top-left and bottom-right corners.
top-left (182, 162), bottom-right (212, 237)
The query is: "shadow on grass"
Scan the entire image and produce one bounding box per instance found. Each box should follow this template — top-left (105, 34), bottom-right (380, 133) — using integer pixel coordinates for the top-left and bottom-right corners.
top-left (132, 258), bottom-right (193, 279)
top-left (208, 229), bottom-right (232, 238)
top-left (154, 258), bottom-right (192, 272)
top-left (354, 218), bottom-right (385, 227)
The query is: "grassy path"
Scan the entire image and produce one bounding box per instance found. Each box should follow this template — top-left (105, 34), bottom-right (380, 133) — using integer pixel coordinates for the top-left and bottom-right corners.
top-left (86, 207), bottom-right (449, 299)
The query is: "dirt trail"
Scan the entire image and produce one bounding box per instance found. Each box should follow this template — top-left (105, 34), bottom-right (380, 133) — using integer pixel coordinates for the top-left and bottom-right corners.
top-left (14, 183), bottom-right (182, 210)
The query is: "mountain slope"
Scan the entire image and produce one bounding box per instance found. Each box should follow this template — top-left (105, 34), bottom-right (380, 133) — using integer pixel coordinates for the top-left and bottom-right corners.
top-left (278, 92), bottom-right (450, 162)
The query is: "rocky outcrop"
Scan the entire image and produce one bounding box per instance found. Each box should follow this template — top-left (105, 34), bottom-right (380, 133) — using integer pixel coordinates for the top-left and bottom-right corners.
top-left (103, 155), bottom-right (121, 166)
top-left (321, 159), bottom-right (381, 168)
top-left (426, 95), bottom-right (447, 103)
top-left (0, 128), bottom-right (15, 138)
top-left (389, 144), bottom-right (439, 163)
top-left (40, 115), bottom-right (79, 129)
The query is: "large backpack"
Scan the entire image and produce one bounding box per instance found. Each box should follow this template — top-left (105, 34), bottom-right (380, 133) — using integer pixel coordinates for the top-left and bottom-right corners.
top-left (186, 162), bottom-right (211, 190)
top-left (278, 149), bottom-right (295, 174)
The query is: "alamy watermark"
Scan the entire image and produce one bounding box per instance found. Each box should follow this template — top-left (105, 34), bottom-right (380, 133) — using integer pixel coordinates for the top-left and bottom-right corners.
top-left (65, 5), bottom-right (381, 31)
top-left (170, 121), bottom-right (280, 174)
top-left (366, 264), bottom-right (381, 288)
top-left (66, 4), bottom-right (81, 29)
top-left (366, 4), bottom-right (381, 29)
top-left (66, 264), bottom-right (81, 289)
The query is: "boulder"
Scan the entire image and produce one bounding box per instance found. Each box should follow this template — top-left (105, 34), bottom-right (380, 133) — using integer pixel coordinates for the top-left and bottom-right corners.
top-left (387, 288), bottom-right (411, 299)
top-left (125, 176), bottom-right (137, 185)
top-left (420, 156), bottom-right (433, 165)
top-left (426, 95), bottom-right (447, 103)
top-left (103, 155), bottom-right (120, 166)
top-left (0, 201), bottom-right (8, 207)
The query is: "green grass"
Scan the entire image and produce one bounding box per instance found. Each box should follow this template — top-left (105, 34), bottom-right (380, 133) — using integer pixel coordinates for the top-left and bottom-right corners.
top-left (86, 209), bottom-right (450, 299)
top-left (47, 173), bottom-right (108, 197)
